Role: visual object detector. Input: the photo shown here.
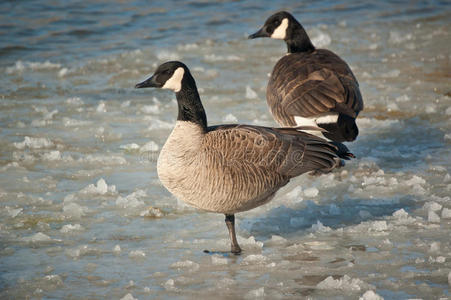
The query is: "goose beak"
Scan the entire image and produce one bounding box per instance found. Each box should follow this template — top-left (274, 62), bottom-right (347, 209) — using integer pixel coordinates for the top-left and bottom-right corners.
top-left (248, 27), bottom-right (269, 39)
top-left (135, 75), bottom-right (160, 89)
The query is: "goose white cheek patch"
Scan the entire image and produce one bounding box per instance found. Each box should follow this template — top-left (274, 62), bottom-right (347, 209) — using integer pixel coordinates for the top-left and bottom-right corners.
top-left (162, 67), bottom-right (184, 92)
top-left (271, 18), bottom-right (288, 39)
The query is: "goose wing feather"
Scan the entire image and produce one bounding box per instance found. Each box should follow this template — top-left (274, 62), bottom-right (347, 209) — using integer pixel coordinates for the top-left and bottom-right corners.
top-left (267, 50), bottom-right (363, 126)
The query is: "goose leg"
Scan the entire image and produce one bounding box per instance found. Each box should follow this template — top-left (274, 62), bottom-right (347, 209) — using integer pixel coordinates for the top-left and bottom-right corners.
top-left (225, 214), bottom-right (241, 254)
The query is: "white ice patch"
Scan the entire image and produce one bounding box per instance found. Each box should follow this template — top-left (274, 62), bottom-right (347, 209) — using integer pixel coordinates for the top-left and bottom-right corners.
top-left (80, 178), bottom-right (116, 195)
top-left (60, 224), bottom-right (84, 233)
top-left (162, 67), bottom-right (184, 92)
top-left (311, 30), bottom-right (332, 48)
top-left (120, 294), bottom-right (137, 300)
top-left (245, 86), bottom-right (258, 99)
top-left (222, 113), bottom-right (238, 123)
top-left (129, 250), bottom-right (146, 259)
top-left (140, 140), bottom-right (159, 152)
top-left (21, 232), bottom-right (57, 243)
top-left (317, 275), bottom-right (374, 291)
top-left (359, 290), bottom-right (384, 300)
top-left (14, 136), bottom-right (54, 149)
top-left (6, 60), bottom-right (62, 74)
top-left (271, 18), bottom-right (288, 39)
top-left (204, 54), bottom-right (242, 62)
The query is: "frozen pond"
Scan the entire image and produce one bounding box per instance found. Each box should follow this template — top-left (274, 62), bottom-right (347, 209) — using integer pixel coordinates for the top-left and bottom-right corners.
top-left (1, 0), bottom-right (450, 299)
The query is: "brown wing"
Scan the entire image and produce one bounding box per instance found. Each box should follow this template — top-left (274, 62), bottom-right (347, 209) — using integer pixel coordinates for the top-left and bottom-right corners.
top-left (205, 124), bottom-right (338, 178)
top-left (267, 49), bottom-right (364, 127)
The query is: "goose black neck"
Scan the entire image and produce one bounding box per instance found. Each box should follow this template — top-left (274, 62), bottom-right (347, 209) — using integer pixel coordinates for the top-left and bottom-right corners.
top-left (175, 74), bottom-right (207, 130)
top-left (286, 23), bottom-right (315, 53)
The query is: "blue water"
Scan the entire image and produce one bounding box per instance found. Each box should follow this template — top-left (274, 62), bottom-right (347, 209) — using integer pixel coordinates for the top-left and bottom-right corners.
top-left (1, 0), bottom-right (451, 299)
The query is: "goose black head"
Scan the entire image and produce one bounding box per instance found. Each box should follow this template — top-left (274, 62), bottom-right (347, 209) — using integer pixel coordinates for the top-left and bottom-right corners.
top-left (249, 11), bottom-right (314, 53)
top-left (248, 11), bottom-right (296, 40)
top-left (135, 61), bottom-right (188, 93)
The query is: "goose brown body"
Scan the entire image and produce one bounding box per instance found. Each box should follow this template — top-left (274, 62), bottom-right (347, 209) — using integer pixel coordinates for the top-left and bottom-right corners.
top-left (137, 61), bottom-right (349, 253)
top-left (268, 50), bottom-right (363, 129)
top-left (249, 11), bottom-right (364, 143)
top-left (158, 121), bottom-right (337, 214)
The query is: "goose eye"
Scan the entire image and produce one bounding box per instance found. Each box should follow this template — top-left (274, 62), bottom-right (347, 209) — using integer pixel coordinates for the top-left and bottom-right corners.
top-left (274, 19), bottom-right (280, 26)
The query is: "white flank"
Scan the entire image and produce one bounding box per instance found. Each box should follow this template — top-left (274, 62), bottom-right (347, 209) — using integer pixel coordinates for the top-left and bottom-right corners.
top-left (316, 113), bottom-right (339, 124)
top-left (294, 116), bottom-right (317, 127)
top-left (162, 67), bottom-right (184, 92)
top-left (271, 18), bottom-right (289, 39)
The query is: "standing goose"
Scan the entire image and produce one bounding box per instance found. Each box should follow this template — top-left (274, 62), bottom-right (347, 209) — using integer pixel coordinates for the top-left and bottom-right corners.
top-left (135, 61), bottom-right (349, 254)
top-left (249, 11), bottom-right (363, 143)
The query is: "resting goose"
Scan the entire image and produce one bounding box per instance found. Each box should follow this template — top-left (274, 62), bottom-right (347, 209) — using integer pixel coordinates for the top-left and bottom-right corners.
top-left (135, 61), bottom-right (350, 254)
top-left (249, 11), bottom-right (364, 143)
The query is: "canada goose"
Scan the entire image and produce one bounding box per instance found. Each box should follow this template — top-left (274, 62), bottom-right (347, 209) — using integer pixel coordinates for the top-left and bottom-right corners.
top-left (135, 61), bottom-right (351, 254)
top-left (249, 11), bottom-right (364, 143)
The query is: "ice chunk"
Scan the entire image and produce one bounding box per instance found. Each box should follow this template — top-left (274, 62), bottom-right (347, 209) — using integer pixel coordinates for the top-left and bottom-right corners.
top-left (80, 178), bottom-right (116, 195)
top-left (204, 54), bottom-right (242, 62)
top-left (211, 255), bottom-right (228, 265)
top-left (239, 236), bottom-right (263, 250)
top-left (156, 50), bottom-right (180, 61)
top-left (304, 187), bottom-right (319, 197)
top-left (129, 250), bottom-right (146, 259)
top-left (58, 68), bottom-right (68, 77)
top-left (41, 150), bottom-right (62, 161)
top-left (429, 242), bottom-right (440, 253)
top-left (370, 221), bottom-right (388, 232)
top-left (393, 209), bottom-right (408, 219)
top-left (395, 94), bottom-right (410, 102)
top-left (245, 287), bottom-right (265, 298)
top-left (60, 224), bottom-right (83, 233)
top-left (359, 290), bottom-right (384, 300)
top-left (113, 245), bottom-right (121, 254)
top-left (140, 140), bottom-right (159, 152)
top-left (66, 97), bottom-right (84, 105)
top-left (311, 220), bottom-right (332, 233)
top-left (441, 208), bottom-right (451, 219)
top-left (120, 143), bottom-right (140, 151)
top-left (428, 210), bottom-right (440, 223)
top-left (5, 206), bottom-right (23, 218)
top-left (120, 293), bottom-right (137, 300)
top-left (317, 275), bottom-right (373, 291)
top-left (222, 113), bottom-right (238, 123)
top-left (63, 202), bottom-right (87, 219)
top-left (286, 186), bottom-right (303, 199)
top-left (44, 274), bottom-right (63, 286)
top-left (245, 86), bottom-right (258, 99)
top-left (163, 279), bottom-right (176, 291)
top-left (21, 232), bottom-right (54, 243)
top-left (311, 31), bottom-right (331, 47)
top-left (265, 235), bottom-right (288, 246)
top-left (381, 69), bottom-right (400, 78)
top-left (141, 104), bottom-right (159, 114)
top-left (171, 260), bottom-right (200, 271)
top-left (96, 101), bottom-right (106, 113)
top-left (389, 31), bottom-right (413, 44)
top-left (140, 206), bottom-right (164, 218)
top-left (14, 136), bottom-right (54, 149)
top-left (81, 154), bottom-right (127, 165)
top-left (241, 254), bottom-right (269, 265)
top-left (116, 190), bottom-right (147, 209)
top-left (424, 201), bottom-right (442, 211)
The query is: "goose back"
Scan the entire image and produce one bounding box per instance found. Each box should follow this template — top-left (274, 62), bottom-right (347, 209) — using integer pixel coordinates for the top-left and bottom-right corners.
top-left (267, 49), bottom-right (363, 140)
